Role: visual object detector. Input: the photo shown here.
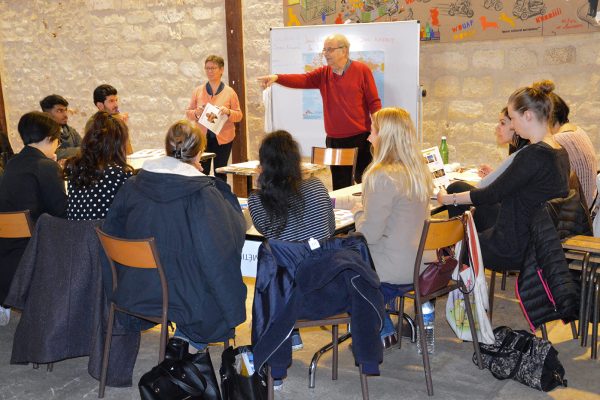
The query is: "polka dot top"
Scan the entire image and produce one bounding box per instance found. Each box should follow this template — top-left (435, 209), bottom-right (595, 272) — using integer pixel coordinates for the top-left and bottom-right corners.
top-left (66, 165), bottom-right (132, 221)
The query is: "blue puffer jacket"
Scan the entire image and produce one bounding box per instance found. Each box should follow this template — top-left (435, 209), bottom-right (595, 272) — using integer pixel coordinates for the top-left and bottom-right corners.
top-left (251, 234), bottom-right (385, 379)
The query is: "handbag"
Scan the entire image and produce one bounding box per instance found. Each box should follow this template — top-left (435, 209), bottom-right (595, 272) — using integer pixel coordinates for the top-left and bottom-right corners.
top-left (139, 338), bottom-right (222, 400)
top-left (419, 247), bottom-right (457, 296)
top-left (220, 346), bottom-right (267, 400)
top-left (474, 326), bottom-right (567, 392)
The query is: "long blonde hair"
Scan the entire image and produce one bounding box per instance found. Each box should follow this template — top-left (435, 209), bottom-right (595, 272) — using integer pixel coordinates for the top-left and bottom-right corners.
top-left (363, 107), bottom-right (432, 202)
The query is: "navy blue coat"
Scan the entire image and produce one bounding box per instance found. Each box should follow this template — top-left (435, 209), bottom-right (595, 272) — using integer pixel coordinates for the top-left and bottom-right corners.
top-left (252, 234), bottom-right (385, 378)
top-left (102, 170), bottom-right (247, 343)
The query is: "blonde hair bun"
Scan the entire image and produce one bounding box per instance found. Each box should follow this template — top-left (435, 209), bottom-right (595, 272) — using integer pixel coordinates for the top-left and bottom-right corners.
top-left (532, 79), bottom-right (555, 94)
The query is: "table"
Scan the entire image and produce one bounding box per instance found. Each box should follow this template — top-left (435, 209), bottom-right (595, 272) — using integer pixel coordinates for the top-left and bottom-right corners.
top-left (127, 149), bottom-right (216, 170)
top-left (216, 160), bottom-right (326, 197)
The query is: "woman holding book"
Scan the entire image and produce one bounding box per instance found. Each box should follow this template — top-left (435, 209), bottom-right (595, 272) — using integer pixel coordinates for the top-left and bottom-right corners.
top-left (185, 55), bottom-right (243, 181)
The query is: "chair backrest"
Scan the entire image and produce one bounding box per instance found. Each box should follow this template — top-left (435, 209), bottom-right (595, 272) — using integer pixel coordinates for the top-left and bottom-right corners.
top-left (311, 147), bottom-right (358, 167)
top-left (95, 227), bottom-right (168, 310)
top-left (0, 210), bottom-right (33, 239)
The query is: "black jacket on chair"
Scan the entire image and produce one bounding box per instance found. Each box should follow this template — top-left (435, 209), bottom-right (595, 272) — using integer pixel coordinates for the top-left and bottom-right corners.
top-left (516, 206), bottom-right (580, 330)
top-left (252, 234), bottom-right (385, 379)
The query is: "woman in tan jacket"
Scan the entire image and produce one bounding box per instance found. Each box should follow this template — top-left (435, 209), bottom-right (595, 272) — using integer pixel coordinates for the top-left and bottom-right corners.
top-left (353, 107), bottom-right (432, 347)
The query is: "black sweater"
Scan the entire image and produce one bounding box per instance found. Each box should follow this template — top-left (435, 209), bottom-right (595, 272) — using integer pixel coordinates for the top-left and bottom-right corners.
top-left (470, 142), bottom-right (569, 266)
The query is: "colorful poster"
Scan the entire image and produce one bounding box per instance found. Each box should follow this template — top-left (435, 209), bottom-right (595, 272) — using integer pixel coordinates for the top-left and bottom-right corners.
top-left (283, 0), bottom-right (600, 43)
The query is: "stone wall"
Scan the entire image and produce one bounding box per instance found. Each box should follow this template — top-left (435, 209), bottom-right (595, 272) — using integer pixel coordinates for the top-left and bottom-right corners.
top-left (1, 1), bottom-right (599, 170)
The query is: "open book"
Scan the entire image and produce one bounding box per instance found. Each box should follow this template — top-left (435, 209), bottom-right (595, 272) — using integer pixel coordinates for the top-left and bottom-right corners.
top-left (198, 103), bottom-right (228, 135)
top-left (422, 146), bottom-right (449, 191)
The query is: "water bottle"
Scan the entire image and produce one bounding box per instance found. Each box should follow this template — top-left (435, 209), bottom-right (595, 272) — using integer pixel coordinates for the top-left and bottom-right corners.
top-left (439, 136), bottom-right (449, 165)
top-left (417, 301), bottom-right (435, 354)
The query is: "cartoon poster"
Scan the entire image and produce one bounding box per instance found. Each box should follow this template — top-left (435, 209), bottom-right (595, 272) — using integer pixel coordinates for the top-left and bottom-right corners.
top-left (283, 0), bottom-right (600, 43)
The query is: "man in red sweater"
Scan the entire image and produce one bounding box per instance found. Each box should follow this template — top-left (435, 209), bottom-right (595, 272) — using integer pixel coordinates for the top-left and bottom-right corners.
top-left (258, 33), bottom-right (382, 189)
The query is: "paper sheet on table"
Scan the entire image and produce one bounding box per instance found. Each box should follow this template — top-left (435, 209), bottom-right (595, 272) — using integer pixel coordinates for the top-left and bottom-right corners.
top-left (128, 148), bottom-right (165, 159)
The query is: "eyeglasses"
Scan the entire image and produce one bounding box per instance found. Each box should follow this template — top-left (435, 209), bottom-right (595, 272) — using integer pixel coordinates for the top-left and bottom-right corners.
top-left (205, 66), bottom-right (220, 71)
top-left (321, 46), bottom-right (345, 54)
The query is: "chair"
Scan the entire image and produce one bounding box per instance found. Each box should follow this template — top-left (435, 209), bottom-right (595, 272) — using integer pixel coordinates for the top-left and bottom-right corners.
top-left (95, 228), bottom-right (169, 398)
top-left (391, 216), bottom-right (483, 396)
top-left (311, 147), bottom-right (358, 186)
top-left (0, 210), bottom-right (33, 239)
top-left (252, 235), bottom-right (378, 400)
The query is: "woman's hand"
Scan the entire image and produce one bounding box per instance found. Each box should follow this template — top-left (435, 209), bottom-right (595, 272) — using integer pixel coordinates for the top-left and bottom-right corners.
top-left (478, 164), bottom-right (492, 178)
top-left (218, 106), bottom-right (231, 116)
top-left (436, 187), bottom-right (448, 205)
top-left (257, 74), bottom-right (278, 89)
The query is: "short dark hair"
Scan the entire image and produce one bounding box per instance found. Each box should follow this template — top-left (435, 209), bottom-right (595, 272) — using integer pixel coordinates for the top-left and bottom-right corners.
top-left (205, 55), bottom-right (225, 68)
top-left (18, 111), bottom-right (61, 145)
top-left (93, 84), bottom-right (118, 105)
top-left (40, 94), bottom-right (68, 112)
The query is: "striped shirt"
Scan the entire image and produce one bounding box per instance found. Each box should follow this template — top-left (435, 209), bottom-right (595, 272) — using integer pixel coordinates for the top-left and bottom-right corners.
top-left (248, 177), bottom-right (335, 241)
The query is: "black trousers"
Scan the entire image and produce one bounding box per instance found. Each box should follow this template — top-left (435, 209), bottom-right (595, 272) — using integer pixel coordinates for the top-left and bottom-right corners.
top-left (201, 130), bottom-right (233, 182)
top-left (590, 0), bottom-right (598, 16)
top-left (326, 132), bottom-right (372, 190)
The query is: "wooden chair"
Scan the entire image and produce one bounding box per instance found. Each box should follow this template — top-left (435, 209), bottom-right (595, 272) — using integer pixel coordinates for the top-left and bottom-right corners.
top-left (391, 216), bottom-right (483, 396)
top-left (95, 228), bottom-right (169, 398)
top-left (0, 210), bottom-right (33, 238)
top-left (311, 147), bottom-right (358, 185)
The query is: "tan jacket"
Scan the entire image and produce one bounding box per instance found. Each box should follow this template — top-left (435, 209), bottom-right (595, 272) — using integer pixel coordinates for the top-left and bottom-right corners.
top-left (354, 170), bottom-right (429, 284)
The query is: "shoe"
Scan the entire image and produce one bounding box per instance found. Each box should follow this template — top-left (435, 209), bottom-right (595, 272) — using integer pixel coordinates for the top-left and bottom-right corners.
top-left (381, 333), bottom-right (398, 350)
top-left (291, 331), bottom-right (303, 351)
top-left (273, 379), bottom-right (283, 391)
top-left (0, 306), bottom-right (10, 326)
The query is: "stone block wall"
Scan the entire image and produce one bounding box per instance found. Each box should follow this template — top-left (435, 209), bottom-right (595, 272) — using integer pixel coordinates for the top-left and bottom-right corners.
top-left (1, 1), bottom-right (599, 171)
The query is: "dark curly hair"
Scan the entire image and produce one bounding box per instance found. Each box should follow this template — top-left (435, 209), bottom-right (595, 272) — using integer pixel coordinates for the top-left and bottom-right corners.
top-left (63, 111), bottom-right (132, 188)
top-left (256, 130), bottom-right (303, 237)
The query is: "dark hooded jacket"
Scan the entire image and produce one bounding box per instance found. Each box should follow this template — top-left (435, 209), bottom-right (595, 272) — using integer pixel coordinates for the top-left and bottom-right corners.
top-left (252, 234), bottom-right (385, 379)
top-left (102, 156), bottom-right (247, 343)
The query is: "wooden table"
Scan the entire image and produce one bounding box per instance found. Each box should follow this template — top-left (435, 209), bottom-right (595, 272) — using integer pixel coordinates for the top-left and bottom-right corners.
top-left (217, 160), bottom-right (326, 197)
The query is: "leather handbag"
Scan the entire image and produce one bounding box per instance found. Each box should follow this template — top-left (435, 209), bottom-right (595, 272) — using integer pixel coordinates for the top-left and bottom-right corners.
top-left (418, 247), bottom-right (457, 296)
top-left (220, 346), bottom-right (267, 400)
top-left (139, 338), bottom-right (222, 400)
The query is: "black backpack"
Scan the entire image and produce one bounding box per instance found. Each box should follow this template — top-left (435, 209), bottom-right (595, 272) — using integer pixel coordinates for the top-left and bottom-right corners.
top-left (474, 326), bottom-right (567, 391)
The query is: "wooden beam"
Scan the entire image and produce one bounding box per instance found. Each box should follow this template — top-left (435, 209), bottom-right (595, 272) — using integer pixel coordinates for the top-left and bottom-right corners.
top-left (225, 0), bottom-right (249, 197)
top-left (0, 73), bottom-right (13, 162)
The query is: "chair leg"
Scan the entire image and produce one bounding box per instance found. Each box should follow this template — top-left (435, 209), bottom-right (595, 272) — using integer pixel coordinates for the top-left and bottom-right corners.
top-left (415, 302), bottom-right (434, 396)
top-left (579, 253), bottom-right (591, 343)
top-left (570, 320), bottom-right (578, 340)
top-left (159, 323), bottom-right (168, 363)
top-left (46, 363), bottom-right (53, 372)
top-left (463, 286), bottom-right (483, 370)
top-left (332, 324), bottom-right (339, 381)
top-left (32, 363), bottom-right (39, 369)
top-left (540, 324), bottom-right (548, 341)
top-left (397, 296), bottom-right (405, 349)
top-left (583, 263), bottom-right (599, 347)
top-left (489, 270), bottom-right (496, 323)
top-left (592, 279), bottom-right (598, 359)
top-left (501, 270), bottom-right (507, 291)
top-left (98, 304), bottom-right (116, 399)
top-left (360, 370), bottom-right (369, 400)
top-left (267, 365), bottom-right (274, 400)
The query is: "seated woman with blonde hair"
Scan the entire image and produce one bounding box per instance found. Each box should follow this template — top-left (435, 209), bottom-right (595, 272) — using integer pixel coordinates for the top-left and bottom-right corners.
top-left (102, 119), bottom-right (247, 351)
top-left (353, 107), bottom-right (433, 347)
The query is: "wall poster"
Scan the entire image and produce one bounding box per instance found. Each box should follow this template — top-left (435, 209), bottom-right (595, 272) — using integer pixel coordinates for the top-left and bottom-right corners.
top-left (283, 0), bottom-right (600, 43)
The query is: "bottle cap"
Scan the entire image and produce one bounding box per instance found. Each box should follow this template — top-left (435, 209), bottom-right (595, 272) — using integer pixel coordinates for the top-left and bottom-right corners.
top-left (441, 136), bottom-right (447, 140)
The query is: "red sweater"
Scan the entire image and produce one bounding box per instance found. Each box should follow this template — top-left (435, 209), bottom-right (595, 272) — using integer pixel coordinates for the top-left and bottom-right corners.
top-left (277, 61), bottom-right (382, 138)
